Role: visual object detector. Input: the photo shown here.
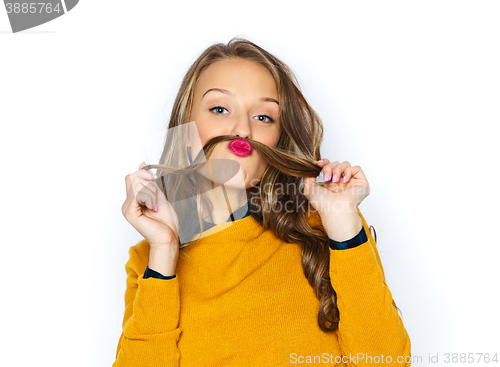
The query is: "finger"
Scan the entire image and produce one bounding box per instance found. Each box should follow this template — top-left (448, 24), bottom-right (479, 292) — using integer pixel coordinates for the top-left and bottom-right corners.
top-left (125, 168), bottom-right (157, 198)
top-left (138, 162), bottom-right (158, 180)
top-left (350, 165), bottom-right (367, 181)
top-left (155, 185), bottom-right (179, 233)
top-left (134, 181), bottom-right (157, 198)
top-left (144, 179), bottom-right (162, 212)
top-left (134, 176), bottom-right (158, 192)
top-left (302, 176), bottom-right (323, 197)
top-left (133, 160), bottom-right (156, 179)
top-left (123, 174), bottom-right (135, 216)
top-left (342, 165), bottom-right (361, 183)
top-left (332, 161), bottom-right (350, 183)
top-left (347, 165), bottom-right (366, 184)
top-left (341, 166), bottom-right (353, 183)
top-left (125, 174), bottom-right (133, 196)
top-left (303, 176), bottom-right (317, 188)
top-left (133, 179), bottom-right (158, 211)
top-left (322, 160), bottom-right (340, 182)
top-left (135, 191), bottom-right (155, 210)
top-left (125, 164), bottom-right (155, 195)
top-left (136, 167), bottom-right (157, 181)
top-left (312, 158), bottom-right (329, 166)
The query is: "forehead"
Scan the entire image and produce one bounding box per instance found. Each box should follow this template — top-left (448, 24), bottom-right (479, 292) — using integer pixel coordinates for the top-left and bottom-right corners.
top-left (195, 58), bottom-right (278, 97)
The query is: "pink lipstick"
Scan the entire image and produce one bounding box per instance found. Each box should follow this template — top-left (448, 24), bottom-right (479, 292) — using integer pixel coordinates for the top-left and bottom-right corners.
top-left (227, 139), bottom-right (253, 157)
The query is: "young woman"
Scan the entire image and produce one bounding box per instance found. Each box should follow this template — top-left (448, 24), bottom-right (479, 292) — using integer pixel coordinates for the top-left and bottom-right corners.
top-left (114, 37), bottom-right (411, 366)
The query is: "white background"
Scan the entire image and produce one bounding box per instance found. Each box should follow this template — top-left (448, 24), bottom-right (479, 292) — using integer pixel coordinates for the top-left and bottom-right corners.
top-left (1, 1), bottom-right (499, 366)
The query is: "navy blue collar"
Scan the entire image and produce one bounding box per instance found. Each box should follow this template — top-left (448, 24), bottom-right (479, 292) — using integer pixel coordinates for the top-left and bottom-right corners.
top-left (179, 201), bottom-right (262, 245)
top-left (201, 200), bottom-right (253, 231)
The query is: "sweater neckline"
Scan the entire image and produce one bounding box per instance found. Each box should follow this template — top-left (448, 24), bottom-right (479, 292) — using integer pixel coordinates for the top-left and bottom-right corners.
top-left (182, 201), bottom-right (263, 244)
top-left (201, 200), bottom-right (252, 230)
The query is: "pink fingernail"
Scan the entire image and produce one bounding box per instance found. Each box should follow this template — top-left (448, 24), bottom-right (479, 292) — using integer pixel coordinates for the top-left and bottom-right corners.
top-left (154, 204), bottom-right (158, 212)
top-left (150, 172), bottom-right (157, 179)
top-left (343, 176), bottom-right (347, 183)
top-left (332, 174), bottom-right (337, 182)
top-left (323, 172), bottom-right (330, 181)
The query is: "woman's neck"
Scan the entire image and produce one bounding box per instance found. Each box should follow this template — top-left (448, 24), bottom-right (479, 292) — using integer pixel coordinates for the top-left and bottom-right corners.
top-left (196, 173), bottom-right (248, 224)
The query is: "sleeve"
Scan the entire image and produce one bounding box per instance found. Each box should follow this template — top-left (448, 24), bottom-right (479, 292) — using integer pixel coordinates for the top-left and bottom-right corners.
top-left (328, 226), bottom-right (367, 250)
top-left (329, 208), bottom-right (412, 366)
top-left (112, 240), bottom-right (182, 367)
top-left (144, 265), bottom-right (177, 280)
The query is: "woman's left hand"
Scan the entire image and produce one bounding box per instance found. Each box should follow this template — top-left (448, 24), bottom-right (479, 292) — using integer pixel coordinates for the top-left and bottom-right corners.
top-left (302, 159), bottom-right (370, 240)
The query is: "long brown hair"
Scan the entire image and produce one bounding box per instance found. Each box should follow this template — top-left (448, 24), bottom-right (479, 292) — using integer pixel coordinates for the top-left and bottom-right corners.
top-left (144, 37), bottom-right (343, 332)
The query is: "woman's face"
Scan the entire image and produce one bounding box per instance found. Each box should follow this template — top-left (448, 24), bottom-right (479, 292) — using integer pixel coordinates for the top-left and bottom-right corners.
top-left (188, 58), bottom-right (281, 189)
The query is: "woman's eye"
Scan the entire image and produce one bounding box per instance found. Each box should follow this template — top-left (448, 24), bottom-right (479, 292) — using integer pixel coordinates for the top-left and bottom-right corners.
top-left (210, 106), bottom-right (229, 115)
top-left (254, 115), bottom-right (275, 123)
top-left (210, 106), bottom-right (274, 123)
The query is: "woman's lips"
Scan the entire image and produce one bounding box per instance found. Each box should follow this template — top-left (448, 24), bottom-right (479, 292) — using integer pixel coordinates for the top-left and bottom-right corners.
top-left (227, 139), bottom-right (253, 157)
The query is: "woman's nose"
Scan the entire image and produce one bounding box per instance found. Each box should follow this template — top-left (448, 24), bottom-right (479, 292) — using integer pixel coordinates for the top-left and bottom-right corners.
top-left (230, 117), bottom-right (252, 139)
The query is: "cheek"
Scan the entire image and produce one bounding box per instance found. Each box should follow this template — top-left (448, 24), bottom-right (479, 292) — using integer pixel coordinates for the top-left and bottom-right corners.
top-left (268, 125), bottom-right (281, 146)
top-left (264, 132), bottom-right (281, 150)
top-left (271, 135), bottom-right (280, 148)
top-left (195, 123), bottom-right (210, 144)
top-left (256, 125), bottom-right (280, 144)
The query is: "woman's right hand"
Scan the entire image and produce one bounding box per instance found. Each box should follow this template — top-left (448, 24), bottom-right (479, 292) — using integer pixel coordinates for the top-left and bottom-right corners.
top-left (122, 162), bottom-right (180, 251)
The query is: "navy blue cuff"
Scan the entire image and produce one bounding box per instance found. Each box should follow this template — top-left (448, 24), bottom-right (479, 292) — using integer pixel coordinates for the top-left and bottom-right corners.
top-left (328, 226), bottom-right (368, 250)
top-left (143, 265), bottom-right (176, 280)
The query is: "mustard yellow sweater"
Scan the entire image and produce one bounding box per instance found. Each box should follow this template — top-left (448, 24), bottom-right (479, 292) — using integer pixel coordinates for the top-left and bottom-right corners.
top-left (113, 209), bottom-right (411, 366)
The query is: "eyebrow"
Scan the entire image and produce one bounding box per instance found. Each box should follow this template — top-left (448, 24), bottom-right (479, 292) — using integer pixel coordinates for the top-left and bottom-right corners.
top-left (202, 88), bottom-right (279, 105)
